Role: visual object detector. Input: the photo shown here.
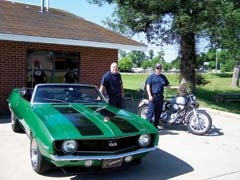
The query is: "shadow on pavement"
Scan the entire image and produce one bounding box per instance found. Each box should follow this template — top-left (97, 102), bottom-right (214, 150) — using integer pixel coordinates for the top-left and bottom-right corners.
top-left (0, 115), bottom-right (10, 123)
top-left (158, 123), bottom-right (224, 137)
top-left (44, 148), bottom-right (193, 180)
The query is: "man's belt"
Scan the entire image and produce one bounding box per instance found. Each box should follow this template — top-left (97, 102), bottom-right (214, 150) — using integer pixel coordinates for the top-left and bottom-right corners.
top-left (109, 94), bottom-right (121, 97)
top-left (153, 93), bottom-right (163, 97)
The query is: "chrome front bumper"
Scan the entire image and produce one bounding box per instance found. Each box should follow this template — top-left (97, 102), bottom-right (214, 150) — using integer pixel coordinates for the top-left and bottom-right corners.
top-left (50, 146), bottom-right (157, 161)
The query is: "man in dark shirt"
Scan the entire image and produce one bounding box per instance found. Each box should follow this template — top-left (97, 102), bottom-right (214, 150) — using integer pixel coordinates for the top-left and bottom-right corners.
top-left (64, 61), bottom-right (77, 83)
top-left (33, 60), bottom-right (47, 86)
top-left (100, 62), bottom-right (124, 108)
top-left (64, 68), bottom-right (77, 83)
top-left (145, 64), bottom-right (170, 128)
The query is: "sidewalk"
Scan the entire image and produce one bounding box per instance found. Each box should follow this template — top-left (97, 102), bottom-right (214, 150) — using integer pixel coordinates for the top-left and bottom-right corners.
top-left (200, 107), bottom-right (240, 119)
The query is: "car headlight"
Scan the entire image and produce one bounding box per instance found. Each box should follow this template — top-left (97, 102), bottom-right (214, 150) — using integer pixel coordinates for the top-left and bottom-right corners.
top-left (62, 140), bottom-right (78, 154)
top-left (138, 134), bottom-right (151, 147)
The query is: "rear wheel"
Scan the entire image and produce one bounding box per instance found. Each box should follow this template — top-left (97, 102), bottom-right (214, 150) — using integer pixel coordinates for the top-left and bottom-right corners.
top-left (187, 110), bottom-right (212, 135)
top-left (10, 110), bottom-right (23, 133)
top-left (30, 137), bottom-right (53, 174)
top-left (138, 105), bottom-right (148, 119)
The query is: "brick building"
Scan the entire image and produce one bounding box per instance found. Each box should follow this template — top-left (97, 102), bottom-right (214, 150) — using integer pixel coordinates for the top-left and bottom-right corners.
top-left (0, 1), bottom-right (146, 115)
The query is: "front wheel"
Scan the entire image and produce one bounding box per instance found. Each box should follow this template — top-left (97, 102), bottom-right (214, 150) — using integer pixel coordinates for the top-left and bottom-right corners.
top-left (30, 137), bottom-right (53, 174)
top-left (138, 105), bottom-right (148, 119)
top-left (187, 110), bottom-right (212, 135)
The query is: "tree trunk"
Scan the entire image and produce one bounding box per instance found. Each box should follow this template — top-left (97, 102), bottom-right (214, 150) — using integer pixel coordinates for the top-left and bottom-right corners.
top-left (179, 32), bottom-right (196, 93)
top-left (232, 66), bottom-right (240, 87)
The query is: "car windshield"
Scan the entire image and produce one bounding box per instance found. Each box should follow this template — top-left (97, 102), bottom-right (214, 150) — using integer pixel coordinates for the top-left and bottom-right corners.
top-left (32, 84), bottom-right (106, 104)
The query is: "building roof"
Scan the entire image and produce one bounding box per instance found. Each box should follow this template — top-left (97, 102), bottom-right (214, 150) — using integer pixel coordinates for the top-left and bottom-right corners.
top-left (0, 0), bottom-right (147, 51)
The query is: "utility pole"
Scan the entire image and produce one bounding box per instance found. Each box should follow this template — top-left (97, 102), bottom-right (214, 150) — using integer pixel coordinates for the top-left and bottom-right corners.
top-left (215, 49), bottom-right (218, 73)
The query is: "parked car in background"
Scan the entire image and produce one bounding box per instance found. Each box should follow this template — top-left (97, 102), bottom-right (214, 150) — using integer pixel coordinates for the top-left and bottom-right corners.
top-left (8, 83), bottom-right (159, 174)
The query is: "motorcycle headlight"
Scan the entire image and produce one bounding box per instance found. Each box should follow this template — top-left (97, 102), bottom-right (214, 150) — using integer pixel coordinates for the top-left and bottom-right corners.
top-left (138, 134), bottom-right (151, 147)
top-left (62, 140), bottom-right (78, 154)
top-left (192, 95), bottom-right (197, 101)
top-left (173, 104), bottom-right (179, 110)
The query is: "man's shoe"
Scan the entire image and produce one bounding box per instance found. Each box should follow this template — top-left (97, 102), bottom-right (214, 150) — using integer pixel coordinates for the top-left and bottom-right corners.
top-left (157, 125), bottom-right (162, 131)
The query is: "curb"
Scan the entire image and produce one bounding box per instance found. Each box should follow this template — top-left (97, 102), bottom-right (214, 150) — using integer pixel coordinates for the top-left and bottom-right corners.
top-left (200, 107), bottom-right (240, 119)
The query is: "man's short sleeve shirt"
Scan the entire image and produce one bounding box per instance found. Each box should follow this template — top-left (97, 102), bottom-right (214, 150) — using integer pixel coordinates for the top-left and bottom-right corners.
top-left (146, 73), bottom-right (169, 95)
top-left (101, 71), bottom-right (122, 95)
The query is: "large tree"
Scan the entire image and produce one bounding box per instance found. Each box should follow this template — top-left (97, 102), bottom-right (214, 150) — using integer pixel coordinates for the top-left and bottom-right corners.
top-left (88, 0), bottom-right (240, 92)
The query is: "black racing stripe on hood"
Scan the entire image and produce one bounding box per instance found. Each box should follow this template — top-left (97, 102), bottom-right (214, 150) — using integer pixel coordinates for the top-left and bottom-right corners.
top-left (111, 117), bottom-right (138, 133)
top-left (88, 106), bottom-right (138, 133)
top-left (55, 106), bottom-right (103, 136)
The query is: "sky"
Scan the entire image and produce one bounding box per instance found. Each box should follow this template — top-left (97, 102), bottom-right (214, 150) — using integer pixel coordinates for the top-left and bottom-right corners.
top-left (11, 0), bottom-right (179, 62)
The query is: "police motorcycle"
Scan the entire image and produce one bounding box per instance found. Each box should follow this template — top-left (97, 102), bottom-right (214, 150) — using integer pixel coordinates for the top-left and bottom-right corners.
top-left (138, 91), bottom-right (212, 135)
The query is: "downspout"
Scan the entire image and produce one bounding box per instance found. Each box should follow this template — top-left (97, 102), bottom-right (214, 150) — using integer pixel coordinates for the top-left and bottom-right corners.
top-left (46, 0), bottom-right (49, 11)
top-left (40, 0), bottom-right (45, 12)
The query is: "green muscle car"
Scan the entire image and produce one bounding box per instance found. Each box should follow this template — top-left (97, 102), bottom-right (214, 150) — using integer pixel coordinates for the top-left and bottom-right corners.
top-left (8, 83), bottom-right (159, 174)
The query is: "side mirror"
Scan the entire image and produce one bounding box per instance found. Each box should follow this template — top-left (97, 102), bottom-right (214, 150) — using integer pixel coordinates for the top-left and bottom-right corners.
top-left (20, 88), bottom-right (27, 96)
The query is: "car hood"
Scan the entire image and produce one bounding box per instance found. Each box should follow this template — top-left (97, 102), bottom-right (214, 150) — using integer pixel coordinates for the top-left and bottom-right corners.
top-left (33, 103), bottom-right (157, 140)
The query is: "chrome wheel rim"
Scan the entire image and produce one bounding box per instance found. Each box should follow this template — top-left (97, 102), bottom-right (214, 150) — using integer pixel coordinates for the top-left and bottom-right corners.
top-left (141, 107), bottom-right (148, 119)
top-left (189, 113), bottom-right (209, 133)
top-left (31, 138), bottom-right (38, 168)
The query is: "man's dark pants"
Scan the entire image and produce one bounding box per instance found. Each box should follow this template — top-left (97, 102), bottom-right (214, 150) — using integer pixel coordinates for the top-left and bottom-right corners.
top-left (147, 95), bottom-right (164, 127)
top-left (109, 95), bottom-right (123, 109)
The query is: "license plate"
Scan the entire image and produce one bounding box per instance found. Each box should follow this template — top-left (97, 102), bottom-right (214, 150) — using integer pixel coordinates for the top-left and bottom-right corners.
top-left (102, 158), bottom-right (123, 169)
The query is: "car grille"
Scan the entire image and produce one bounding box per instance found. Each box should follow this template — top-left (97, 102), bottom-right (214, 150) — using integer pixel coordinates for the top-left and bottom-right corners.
top-left (54, 135), bottom-right (150, 155)
top-left (78, 136), bottom-right (138, 152)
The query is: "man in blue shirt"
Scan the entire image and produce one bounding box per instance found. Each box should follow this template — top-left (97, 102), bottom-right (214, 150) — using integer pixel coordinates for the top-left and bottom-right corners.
top-left (146, 64), bottom-right (170, 128)
top-left (100, 62), bottom-right (124, 108)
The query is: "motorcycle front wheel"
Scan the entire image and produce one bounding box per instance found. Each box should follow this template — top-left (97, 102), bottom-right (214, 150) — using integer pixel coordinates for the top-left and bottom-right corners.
top-left (187, 109), bottom-right (212, 135)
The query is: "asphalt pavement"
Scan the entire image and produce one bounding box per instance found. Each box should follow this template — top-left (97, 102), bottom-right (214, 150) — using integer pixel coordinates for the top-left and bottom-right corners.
top-left (1, 100), bottom-right (240, 180)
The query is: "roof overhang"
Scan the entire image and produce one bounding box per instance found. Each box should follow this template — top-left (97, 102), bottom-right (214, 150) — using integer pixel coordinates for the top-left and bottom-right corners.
top-left (0, 33), bottom-right (147, 51)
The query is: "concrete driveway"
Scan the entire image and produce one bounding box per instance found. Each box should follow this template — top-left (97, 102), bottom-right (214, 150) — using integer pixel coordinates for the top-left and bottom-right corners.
top-left (0, 105), bottom-right (240, 180)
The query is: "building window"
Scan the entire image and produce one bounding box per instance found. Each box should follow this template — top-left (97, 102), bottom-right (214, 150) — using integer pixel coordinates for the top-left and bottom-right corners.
top-left (27, 50), bottom-right (79, 87)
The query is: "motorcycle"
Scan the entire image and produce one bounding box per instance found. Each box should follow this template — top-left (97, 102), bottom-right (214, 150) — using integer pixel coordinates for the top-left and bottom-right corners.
top-left (138, 93), bottom-right (212, 135)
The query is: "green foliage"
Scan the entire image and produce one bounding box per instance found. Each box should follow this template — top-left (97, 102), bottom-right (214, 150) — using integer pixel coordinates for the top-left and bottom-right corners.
top-left (221, 60), bottom-right (235, 72)
top-left (148, 49), bottom-right (154, 60)
top-left (118, 56), bottom-right (133, 72)
top-left (91, 0), bottom-right (239, 49)
top-left (127, 51), bottom-right (146, 67)
top-left (141, 60), bottom-right (152, 69)
top-left (88, 0), bottom-right (240, 93)
top-left (196, 74), bottom-right (209, 85)
top-left (119, 50), bottom-right (128, 58)
top-left (171, 57), bottom-right (181, 69)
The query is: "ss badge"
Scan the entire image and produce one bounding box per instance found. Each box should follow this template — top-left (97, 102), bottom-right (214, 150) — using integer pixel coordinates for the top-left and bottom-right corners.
top-left (108, 141), bottom-right (117, 147)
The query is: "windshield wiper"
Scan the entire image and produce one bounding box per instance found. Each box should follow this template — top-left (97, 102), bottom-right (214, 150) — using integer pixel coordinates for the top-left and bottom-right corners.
top-left (36, 98), bottom-right (68, 104)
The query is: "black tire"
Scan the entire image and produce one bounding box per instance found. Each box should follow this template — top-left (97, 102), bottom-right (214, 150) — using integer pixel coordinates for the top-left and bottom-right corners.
top-left (138, 105), bottom-right (148, 119)
top-left (11, 110), bottom-right (23, 133)
top-left (30, 137), bottom-right (53, 174)
top-left (187, 110), bottom-right (212, 135)
top-left (134, 158), bottom-right (142, 165)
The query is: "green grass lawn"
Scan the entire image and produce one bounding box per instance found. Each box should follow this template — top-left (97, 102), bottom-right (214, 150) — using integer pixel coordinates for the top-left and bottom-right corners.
top-left (122, 73), bottom-right (240, 114)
